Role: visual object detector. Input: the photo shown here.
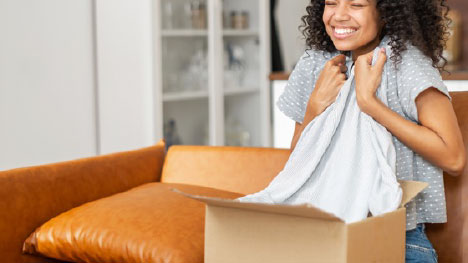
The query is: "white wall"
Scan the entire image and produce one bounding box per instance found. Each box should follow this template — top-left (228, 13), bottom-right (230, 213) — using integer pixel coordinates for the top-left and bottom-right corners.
top-left (95, 0), bottom-right (154, 154)
top-left (0, 0), bottom-right (98, 170)
top-left (276, 0), bottom-right (309, 71)
top-left (0, 0), bottom-right (155, 170)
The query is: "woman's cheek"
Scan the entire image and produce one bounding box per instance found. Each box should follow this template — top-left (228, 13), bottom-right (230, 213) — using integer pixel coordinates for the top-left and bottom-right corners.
top-left (322, 10), bottom-right (333, 31)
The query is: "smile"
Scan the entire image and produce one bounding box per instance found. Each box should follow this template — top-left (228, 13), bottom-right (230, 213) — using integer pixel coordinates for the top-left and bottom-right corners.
top-left (332, 27), bottom-right (358, 39)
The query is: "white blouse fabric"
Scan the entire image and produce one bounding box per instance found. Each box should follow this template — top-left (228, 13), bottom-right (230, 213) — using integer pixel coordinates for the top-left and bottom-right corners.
top-left (237, 40), bottom-right (403, 224)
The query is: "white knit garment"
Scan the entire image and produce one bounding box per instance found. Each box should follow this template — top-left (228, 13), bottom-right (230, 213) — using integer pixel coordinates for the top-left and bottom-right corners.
top-left (237, 46), bottom-right (402, 223)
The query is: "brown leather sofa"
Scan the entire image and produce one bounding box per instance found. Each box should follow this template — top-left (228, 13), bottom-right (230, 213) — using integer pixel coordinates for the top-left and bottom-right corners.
top-left (1, 91), bottom-right (467, 263)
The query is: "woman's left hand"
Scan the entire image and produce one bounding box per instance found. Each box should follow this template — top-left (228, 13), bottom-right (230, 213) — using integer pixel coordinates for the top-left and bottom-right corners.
top-left (354, 48), bottom-right (387, 114)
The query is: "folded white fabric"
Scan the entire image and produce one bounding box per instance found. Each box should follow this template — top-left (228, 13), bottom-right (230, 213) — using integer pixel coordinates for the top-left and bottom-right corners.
top-left (236, 45), bottom-right (402, 223)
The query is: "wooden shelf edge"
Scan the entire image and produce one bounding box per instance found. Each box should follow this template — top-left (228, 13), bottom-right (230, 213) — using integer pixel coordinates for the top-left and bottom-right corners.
top-left (163, 90), bottom-right (209, 102)
top-left (224, 87), bottom-right (259, 96)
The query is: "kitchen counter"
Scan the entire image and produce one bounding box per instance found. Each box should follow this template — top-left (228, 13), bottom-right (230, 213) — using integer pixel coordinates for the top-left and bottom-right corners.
top-left (269, 69), bottom-right (468, 148)
top-left (269, 70), bottom-right (468, 81)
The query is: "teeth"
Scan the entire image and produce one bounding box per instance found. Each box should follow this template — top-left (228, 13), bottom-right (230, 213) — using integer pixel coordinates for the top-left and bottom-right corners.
top-left (334, 28), bottom-right (356, 34)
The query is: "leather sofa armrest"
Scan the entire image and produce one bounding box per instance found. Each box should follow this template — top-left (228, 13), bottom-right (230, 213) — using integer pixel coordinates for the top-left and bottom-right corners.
top-left (0, 139), bottom-right (165, 263)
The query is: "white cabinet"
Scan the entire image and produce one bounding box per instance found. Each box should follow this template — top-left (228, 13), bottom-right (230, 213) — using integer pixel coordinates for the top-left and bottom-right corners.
top-left (153, 0), bottom-right (271, 147)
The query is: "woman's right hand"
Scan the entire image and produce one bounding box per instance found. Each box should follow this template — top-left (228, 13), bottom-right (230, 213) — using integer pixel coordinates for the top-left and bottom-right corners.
top-left (303, 54), bottom-right (348, 124)
top-left (290, 54), bottom-right (348, 151)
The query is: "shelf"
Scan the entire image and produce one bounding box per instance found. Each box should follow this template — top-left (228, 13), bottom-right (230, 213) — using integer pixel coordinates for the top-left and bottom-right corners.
top-left (163, 87), bottom-right (258, 101)
top-left (224, 86), bottom-right (259, 96)
top-left (161, 29), bottom-right (208, 37)
top-left (155, 0), bottom-right (270, 147)
top-left (223, 29), bottom-right (259, 37)
top-left (163, 90), bottom-right (209, 102)
top-left (161, 29), bottom-right (258, 37)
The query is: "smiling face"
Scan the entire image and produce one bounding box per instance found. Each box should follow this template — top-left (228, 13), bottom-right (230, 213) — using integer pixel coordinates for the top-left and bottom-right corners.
top-left (323, 0), bottom-right (383, 59)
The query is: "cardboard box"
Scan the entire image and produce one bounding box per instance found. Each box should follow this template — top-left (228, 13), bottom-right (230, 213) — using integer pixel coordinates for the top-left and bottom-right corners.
top-left (173, 180), bottom-right (427, 263)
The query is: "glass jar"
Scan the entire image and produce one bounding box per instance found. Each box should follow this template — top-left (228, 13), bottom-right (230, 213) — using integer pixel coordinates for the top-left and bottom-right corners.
top-left (231, 11), bottom-right (240, 29)
top-left (240, 11), bottom-right (249, 29)
top-left (231, 10), bottom-right (249, 29)
top-left (191, 1), bottom-right (207, 29)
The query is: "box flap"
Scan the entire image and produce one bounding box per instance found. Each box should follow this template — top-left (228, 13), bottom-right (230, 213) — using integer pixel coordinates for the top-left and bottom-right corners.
top-left (171, 188), bottom-right (344, 222)
top-left (398, 180), bottom-right (428, 207)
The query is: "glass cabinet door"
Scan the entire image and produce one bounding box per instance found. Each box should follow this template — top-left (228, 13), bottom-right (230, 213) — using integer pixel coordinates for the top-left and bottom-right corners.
top-left (222, 0), bottom-right (262, 147)
top-left (160, 0), bottom-right (210, 147)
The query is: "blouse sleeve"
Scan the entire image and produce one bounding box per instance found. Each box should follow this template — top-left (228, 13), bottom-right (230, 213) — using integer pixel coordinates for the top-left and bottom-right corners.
top-left (276, 51), bottom-right (320, 124)
top-left (396, 46), bottom-right (452, 123)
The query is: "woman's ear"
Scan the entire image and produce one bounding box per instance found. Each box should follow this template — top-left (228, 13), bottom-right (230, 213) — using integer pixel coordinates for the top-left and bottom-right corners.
top-left (379, 18), bottom-right (386, 30)
top-left (378, 19), bottom-right (386, 39)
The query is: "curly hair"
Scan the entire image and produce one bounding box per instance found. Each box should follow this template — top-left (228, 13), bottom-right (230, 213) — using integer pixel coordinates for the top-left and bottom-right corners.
top-left (299, 0), bottom-right (451, 71)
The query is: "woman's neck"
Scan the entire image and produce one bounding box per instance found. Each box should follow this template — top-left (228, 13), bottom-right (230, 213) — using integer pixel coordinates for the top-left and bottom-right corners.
top-left (351, 35), bottom-right (382, 61)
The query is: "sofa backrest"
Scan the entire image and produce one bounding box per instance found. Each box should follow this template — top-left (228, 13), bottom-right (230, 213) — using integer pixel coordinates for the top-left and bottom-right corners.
top-left (0, 140), bottom-right (165, 263)
top-left (162, 91), bottom-right (468, 263)
top-left (426, 91), bottom-right (468, 263)
top-left (161, 145), bottom-right (290, 195)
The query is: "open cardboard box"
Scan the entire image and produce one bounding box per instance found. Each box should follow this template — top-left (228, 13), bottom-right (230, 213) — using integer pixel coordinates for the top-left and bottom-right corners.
top-left (172, 180), bottom-right (428, 263)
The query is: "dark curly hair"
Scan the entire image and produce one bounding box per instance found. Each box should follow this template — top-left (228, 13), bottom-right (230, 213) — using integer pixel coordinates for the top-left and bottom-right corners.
top-left (299, 0), bottom-right (451, 71)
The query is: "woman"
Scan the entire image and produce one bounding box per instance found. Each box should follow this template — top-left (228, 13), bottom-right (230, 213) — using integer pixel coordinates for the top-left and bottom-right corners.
top-left (277, 0), bottom-right (466, 261)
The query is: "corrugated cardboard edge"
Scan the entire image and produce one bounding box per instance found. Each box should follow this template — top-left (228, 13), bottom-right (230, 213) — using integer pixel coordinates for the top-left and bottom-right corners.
top-left (397, 180), bottom-right (428, 207)
top-left (171, 188), bottom-right (344, 222)
top-left (171, 179), bottom-right (427, 223)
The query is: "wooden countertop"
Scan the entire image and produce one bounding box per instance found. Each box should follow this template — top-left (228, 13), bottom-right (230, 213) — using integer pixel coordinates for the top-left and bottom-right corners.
top-left (269, 70), bottom-right (468, 81)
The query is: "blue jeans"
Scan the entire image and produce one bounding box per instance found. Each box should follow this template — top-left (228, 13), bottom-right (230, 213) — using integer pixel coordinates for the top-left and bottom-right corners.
top-left (405, 223), bottom-right (438, 263)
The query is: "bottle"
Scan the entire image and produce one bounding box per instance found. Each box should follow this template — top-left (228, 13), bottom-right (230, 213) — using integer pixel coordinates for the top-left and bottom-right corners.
top-left (199, 3), bottom-right (207, 29)
top-left (225, 116), bottom-right (250, 146)
top-left (191, 1), bottom-right (207, 29)
top-left (240, 11), bottom-right (249, 29)
top-left (164, 119), bottom-right (182, 151)
top-left (231, 10), bottom-right (249, 29)
top-left (230, 11), bottom-right (239, 29)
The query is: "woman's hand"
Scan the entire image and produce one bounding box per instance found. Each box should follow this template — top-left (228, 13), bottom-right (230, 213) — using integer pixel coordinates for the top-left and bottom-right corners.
top-left (290, 54), bottom-right (348, 151)
top-left (304, 54), bottom-right (348, 124)
top-left (355, 48), bottom-right (387, 114)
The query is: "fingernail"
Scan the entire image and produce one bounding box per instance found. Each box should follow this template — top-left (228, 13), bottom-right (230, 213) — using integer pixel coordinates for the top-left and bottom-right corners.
top-left (380, 47), bottom-right (386, 54)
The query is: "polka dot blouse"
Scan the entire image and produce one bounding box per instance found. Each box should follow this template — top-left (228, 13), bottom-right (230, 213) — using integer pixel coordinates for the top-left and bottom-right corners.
top-left (276, 39), bottom-right (452, 231)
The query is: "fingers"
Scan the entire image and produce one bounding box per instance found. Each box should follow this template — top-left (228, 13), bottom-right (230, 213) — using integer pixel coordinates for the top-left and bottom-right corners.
top-left (338, 63), bottom-right (348, 73)
top-left (323, 54), bottom-right (348, 82)
top-left (338, 72), bottom-right (347, 82)
top-left (374, 48), bottom-right (387, 73)
top-left (365, 51), bottom-right (373, 65)
top-left (326, 55), bottom-right (347, 72)
top-left (333, 64), bottom-right (347, 80)
top-left (330, 54), bottom-right (346, 65)
top-left (357, 48), bottom-right (387, 68)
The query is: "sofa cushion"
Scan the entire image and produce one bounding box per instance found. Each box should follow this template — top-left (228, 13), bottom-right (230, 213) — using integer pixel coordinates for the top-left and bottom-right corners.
top-left (23, 182), bottom-right (243, 263)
